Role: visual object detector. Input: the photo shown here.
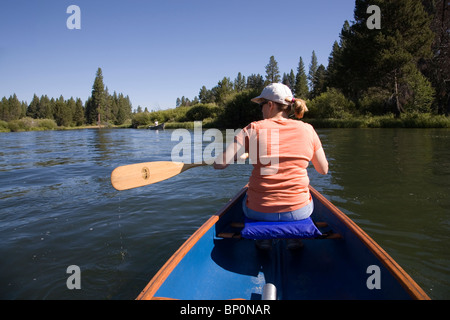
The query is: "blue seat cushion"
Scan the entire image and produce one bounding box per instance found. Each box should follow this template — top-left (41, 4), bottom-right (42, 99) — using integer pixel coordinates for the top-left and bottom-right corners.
top-left (241, 217), bottom-right (322, 240)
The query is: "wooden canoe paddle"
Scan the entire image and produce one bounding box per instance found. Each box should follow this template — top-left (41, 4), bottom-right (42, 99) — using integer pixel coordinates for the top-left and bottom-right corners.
top-left (111, 153), bottom-right (249, 191)
top-left (111, 161), bottom-right (208, 191)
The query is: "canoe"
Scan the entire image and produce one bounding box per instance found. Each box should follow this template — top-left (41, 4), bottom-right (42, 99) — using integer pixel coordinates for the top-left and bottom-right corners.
top-left (148, 123), bottom-right (165, 130)
top-left (137, 186), bottom-right (430, 300)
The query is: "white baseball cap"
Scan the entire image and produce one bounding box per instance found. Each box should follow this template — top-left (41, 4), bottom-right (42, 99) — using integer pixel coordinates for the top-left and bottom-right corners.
top-left (251, 83), bottom-right (294, 105)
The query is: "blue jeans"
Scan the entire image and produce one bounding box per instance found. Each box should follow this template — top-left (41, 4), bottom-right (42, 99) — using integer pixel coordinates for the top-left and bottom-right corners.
top-left (242, 194), bottom-right (314, 222)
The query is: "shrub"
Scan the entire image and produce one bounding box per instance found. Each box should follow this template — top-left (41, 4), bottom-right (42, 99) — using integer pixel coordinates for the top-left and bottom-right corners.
top-left (38, 119), bottom-right (57, 130)
top-left (358, 87), bottom-right (391, 115)
top-left (218, 89), bottom-right (262, 128)
top-left (131, 112), bottom-right (152, 128)
top-left (6, 117), bottom-right (57, 131)
top-left (0, 120), bottom-right (10, 132)
top-left (307, 88), bottom-right (355, 119)
top-left (401, 65), bottom-right (435, 114)
top-left (184, 104), bottom-right (221, 121)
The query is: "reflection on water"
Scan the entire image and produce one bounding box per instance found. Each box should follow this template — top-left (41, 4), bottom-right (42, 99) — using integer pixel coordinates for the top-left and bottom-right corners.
top-left (0, 128), bottom-right (448, 299)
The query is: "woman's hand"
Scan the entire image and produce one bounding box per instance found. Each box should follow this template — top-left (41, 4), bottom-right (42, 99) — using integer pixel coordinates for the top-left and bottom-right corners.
top-left (213, 143), bottom-right (247, 170)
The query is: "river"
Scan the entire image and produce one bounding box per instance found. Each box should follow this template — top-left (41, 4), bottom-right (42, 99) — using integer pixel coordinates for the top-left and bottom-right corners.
top-left (0, 128), bottom-right (448, 299)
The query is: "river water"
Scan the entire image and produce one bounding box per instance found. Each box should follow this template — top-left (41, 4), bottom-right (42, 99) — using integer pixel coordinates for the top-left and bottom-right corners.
top-left (0, 128), bottom-right (448, 299)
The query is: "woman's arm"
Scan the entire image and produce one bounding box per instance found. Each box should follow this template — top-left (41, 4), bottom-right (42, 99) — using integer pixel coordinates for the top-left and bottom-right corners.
top-left (311, 147), bottom-right (328, 175)
top-left (213, 142), bottom-right (246, 170)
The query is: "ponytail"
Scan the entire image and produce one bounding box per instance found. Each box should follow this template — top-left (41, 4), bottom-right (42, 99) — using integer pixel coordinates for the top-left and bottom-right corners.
top-left (284, 97), bottom-right (308, 119)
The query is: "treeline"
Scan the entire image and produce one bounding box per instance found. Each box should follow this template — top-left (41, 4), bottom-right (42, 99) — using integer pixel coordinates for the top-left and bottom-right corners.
top-left (175, 53), bottom-right (319, 107)
top-left (135, 0), bottom-right (448, 129)
top-left (0, 68), bottom-right (132, 131)
top-left (132, 55), bottom-right (321, 128)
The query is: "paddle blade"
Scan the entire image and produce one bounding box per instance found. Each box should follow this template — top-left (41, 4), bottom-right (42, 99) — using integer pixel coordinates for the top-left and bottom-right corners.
top-left (111, 161), bottom-right (198, 191)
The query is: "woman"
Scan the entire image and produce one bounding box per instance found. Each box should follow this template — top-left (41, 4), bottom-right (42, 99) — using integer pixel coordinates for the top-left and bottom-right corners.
top-left (214, 83), bottom-right (328, 249)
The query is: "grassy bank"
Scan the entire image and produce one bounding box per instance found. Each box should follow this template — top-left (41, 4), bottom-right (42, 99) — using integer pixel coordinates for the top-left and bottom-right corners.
top-left (0, 118), bottom-right (58, 132)
top-left (0, 117), bottom-right (132, 132)
top-left (2, 114), bottom-right (449, 133)
top-left (159, 114), bottom-right (450, 129)
top-left (303, 113), bottom-right (450, 129)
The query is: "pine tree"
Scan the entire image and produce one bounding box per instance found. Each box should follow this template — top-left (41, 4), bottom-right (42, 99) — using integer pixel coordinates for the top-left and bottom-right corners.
top-left (73, 98), bottom-right (85, 126)
top-left (265, 56), bottom-right (281, 84)
top-left (114, 92), bottom-right (126, 125)
top-left (326, 41), bottom-right (343, 89)
top-left (375, 0), bottom-right (433, 115)
top-left (199, 86), bottom-right (214, 104)
top-left (294, 57), bottom-right (309, 99)
top-left (247, 74), bottom-right (265, 91)
top-left (419, 0), bottom-right (449, 114)
top-left (27, 94), bottom-right (40, 118)
top-left (38, 95), bottom-right (53, 119)
top-left (54, 95), bottom-right (72, 126)
top-left (118, 94), bottom-right (132, 124)
top-left (20, 101), bottom-right (27, 118)
top-left (325, 21), bottom-right (351, 96)
top-left (0, 97), bottom-right (9, 121)
top-left (66, 97), bottom-right (77, 125)
top-left (85, 96), bottom-right (95, 123)
top-left (308, 51), bottom-right (318, 94)
top-left (86, 68), bottom-right (106, 124)
top-left (282, 73), bottom-right (290, 88)
top-left (288, 70), bottom-right (296, 91)
top-left (212, 77), bottom-right (233, 105)
top-left (110, 91), bottom-right (119, 124)
top-left (234, 72), bottom-right (246, 92)
top-left (8, 94), bottom-right (22, 121)
top-left (335, 0), bottom-right (434, 116)
top-left (103, 86), bottom-right (114, 124)
top-left (311, 65), bottom-right (327, 99)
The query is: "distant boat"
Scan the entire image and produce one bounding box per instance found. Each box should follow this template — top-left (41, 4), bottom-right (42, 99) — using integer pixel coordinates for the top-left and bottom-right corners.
top-left (148, 123), bottom-right (165, 130)
top-left (136, 185), bottom-right (430, 300)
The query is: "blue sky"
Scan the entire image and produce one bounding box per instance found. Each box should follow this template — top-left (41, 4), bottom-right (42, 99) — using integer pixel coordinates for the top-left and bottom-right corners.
top-left (0, 0), bottom-right (355, 110)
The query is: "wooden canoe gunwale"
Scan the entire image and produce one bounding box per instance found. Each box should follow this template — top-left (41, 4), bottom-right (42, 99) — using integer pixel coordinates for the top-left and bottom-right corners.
top-left (136, 186), bottom-right (430, 300)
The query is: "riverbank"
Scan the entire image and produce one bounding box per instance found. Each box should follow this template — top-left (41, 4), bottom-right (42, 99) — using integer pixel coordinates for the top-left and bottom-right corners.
top-left (153, 113), bottom-right (450, 130)
top-left (304, 113), bottom-right (450, 129)
top-left (2, 114), bottom-right (450, 132)
top-left (0, 117), bottom-right (131, 133)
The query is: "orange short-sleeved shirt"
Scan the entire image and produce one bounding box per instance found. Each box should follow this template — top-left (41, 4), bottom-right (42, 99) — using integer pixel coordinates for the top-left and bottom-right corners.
top-left (235, 118), bottom-right (322, 213)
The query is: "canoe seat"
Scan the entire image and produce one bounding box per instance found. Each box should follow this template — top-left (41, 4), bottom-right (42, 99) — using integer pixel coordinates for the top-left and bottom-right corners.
top-left (218, 219), bottom-right (341, 240)
top-left (240, 217), bottom-right (323, 240)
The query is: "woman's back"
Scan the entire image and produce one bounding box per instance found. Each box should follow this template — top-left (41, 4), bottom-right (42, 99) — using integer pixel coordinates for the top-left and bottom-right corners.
top-left (237, 118), bottom-right (322, 213)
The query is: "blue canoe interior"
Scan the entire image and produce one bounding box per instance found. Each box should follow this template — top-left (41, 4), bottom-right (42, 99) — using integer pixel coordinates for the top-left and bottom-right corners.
top-left (137, 186), bottom-right (430, 300)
